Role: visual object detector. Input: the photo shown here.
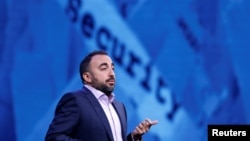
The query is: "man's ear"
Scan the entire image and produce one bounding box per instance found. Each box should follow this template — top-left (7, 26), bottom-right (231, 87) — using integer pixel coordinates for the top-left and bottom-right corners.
top-left (83, 72), bottom-right (91, 83)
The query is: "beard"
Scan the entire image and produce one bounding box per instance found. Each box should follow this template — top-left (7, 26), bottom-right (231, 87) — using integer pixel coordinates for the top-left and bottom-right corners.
top-left (91, 75), bottom-right (115, 95)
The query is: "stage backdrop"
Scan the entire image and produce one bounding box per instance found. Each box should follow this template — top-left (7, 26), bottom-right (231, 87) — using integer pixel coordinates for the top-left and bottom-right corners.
top-left (0, 0), bottom-right (250, 141)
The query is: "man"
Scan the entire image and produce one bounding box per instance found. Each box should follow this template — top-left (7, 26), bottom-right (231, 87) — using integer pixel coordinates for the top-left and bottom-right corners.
top-left (45, 50), bottom-right (158, 141)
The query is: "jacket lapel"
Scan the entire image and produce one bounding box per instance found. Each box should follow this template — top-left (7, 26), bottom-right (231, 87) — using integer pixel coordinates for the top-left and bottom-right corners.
top-left (112, 100), bottom-right (127, 141)
top-left (81, 87), bottom-right (114, 141)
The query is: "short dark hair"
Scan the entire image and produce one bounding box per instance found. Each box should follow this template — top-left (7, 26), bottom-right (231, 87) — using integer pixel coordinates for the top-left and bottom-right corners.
top-left (79, 50), bottom-right (108, 83)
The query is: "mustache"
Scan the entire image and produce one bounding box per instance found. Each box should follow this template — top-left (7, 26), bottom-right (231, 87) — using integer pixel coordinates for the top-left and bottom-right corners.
top-left (106, 77), bottom-right (115, 82)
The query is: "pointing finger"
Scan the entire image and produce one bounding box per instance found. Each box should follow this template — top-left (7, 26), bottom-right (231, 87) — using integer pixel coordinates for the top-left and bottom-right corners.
top-left (145, 118), bottom-right (158, 127)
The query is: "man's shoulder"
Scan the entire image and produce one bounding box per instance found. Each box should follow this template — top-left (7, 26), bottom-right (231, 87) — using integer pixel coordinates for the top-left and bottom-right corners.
top-left (58, 88), bottom-right (90, 104)
top-left (62, 88), bottom-right (87, 98)
top-left (64, 86), bottom-right (90, 95)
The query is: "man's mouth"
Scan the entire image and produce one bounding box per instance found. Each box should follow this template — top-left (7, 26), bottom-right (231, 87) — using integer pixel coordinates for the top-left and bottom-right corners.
top-left (107, 79), bottom-right (115, 84)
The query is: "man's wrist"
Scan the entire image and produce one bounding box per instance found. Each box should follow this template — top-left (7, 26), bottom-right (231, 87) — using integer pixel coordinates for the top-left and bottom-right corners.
top-left (131, 134), bottom-right (142, 141)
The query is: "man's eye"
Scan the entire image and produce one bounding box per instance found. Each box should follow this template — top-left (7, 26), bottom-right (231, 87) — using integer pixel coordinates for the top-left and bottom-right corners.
top-left (100, 67), bottom-right (107, 70)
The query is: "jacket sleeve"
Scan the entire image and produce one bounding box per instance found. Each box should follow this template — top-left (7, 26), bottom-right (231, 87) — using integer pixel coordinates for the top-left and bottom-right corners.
top-left (45, 93), bottom-right (82, 141)
top-left (127, 133), bottom-right (143, 141)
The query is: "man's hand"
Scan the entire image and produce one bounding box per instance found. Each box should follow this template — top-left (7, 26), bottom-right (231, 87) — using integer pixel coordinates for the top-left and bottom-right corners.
top-left (131, 118), bottom-right (158, 140)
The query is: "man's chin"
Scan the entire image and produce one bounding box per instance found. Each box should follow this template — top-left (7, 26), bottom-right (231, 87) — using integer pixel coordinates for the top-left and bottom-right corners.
top-left (102, 87), bottom-right (114, 95)
top-left (107, 84), bottom-right (115, 90)
top-left (107, 87), bottom-right (114, 93)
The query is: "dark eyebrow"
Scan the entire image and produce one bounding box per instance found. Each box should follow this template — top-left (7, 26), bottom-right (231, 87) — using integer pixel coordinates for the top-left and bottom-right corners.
top-left (99, 62), bottom-right (114, 68)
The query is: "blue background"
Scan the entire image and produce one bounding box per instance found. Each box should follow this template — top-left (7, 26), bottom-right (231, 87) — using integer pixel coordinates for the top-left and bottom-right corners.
top-left (1, 0), bottom-right (250, 141)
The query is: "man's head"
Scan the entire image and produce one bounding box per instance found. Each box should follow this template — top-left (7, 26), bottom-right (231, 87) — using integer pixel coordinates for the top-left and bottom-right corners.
top-left (79, 50), bottom-right (115, 95)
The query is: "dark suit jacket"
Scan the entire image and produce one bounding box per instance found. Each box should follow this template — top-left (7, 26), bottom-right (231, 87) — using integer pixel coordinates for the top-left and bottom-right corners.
top-left (45, 86), bottom-right (133, 141)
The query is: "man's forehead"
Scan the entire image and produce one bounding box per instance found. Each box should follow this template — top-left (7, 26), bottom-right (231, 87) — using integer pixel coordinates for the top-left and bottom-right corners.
top-left (91, 55), bottom-right (113, 65)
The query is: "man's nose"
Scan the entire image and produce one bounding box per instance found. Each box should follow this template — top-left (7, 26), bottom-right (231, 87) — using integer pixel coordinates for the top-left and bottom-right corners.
top-left (109, 69), bottom-right (115, 76)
